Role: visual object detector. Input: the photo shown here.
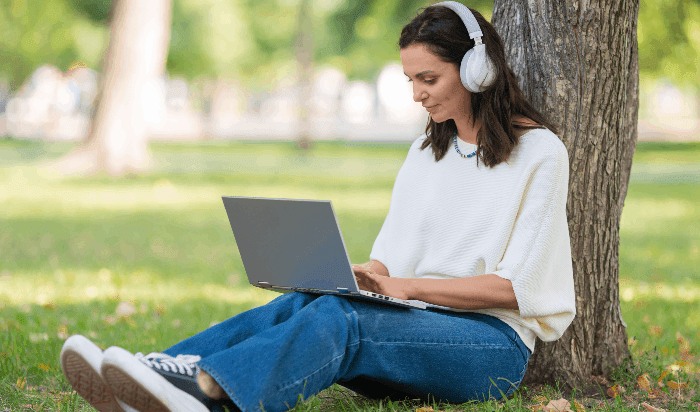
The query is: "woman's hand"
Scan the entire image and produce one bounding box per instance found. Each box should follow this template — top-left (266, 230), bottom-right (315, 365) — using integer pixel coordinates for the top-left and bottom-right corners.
top-left (352, 260), bottom-right (389, 277)
top-left (352, 262), bottom-right (409, 300)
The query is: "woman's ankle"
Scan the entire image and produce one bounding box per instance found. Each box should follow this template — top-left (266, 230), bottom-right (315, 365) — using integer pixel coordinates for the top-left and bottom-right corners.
top-left (197, 370), bottom-right (228, 400)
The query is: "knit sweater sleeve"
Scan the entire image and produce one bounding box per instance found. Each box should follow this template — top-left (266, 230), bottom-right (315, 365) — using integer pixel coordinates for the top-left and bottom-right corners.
top-left (492, 139), bottom-right (576, 341)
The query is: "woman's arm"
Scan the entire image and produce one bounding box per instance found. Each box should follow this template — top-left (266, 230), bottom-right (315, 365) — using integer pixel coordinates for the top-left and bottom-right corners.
top-left (353, 261), bottom-right (519, 311)
top-left (400, 274), bottom-right (519, 310)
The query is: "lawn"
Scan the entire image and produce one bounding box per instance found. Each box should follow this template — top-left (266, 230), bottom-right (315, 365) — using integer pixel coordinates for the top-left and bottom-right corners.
top-left (0, 138), bottom-right (699, 411)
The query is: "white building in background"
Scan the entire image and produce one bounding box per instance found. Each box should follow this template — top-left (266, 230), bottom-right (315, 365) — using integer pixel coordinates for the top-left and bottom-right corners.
top-left (0, 62), bottom-right (424, 142)
top-left (223, 83), bottom-right (298, 140)
top-left (3, 63), bottom-right (693, 143)
top-left (5, 64), bottom-right (91, 141)
top-left (312, 66), bottom-right (345, 118)
top-left (340, 80), bottom-right (376, 125)
top-left (148, 76), bottom-right (206, 140)
top-left (259, 85), bottom-right (298, 133)
top-left (637, 79), bottom-right (700, 142)
top-left (216, 63), bottom-right (426, 141)
top-left (206, 79), bottom-right (245, 138)
top-left (377, 63), bottom-right (425, 124)
top-left (69, 66), bottom-right (100, 116)
top-left (310, 66), bottom-right (346, 139)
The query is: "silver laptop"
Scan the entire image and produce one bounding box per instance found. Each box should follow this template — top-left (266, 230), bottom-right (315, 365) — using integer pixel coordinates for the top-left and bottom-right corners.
top-left (222, 196), bottom-right (426, 310)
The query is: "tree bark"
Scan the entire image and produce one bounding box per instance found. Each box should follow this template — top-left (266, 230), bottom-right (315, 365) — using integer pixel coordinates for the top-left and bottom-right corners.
top-left (491, 0), bottom-right (639, 387)
top-left (47, 0), bottom-right (173, 177)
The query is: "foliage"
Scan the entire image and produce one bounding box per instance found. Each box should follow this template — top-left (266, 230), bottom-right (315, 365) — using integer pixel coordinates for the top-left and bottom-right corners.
top-left (0, 0), bottom-right (96, 89)
top-left (3, 0), bottom-right (697, 94)
top-left (68, 0), bottom-right (110, 23)
top-left (638, 0), bottom-right (700, 93)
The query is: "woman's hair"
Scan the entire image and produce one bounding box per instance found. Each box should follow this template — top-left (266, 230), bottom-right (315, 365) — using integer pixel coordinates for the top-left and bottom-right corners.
top-left (399, 5), bottom-right (559, 167)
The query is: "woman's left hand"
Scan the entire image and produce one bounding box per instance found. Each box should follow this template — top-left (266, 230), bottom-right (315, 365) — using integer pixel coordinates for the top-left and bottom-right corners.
top-left (352, 264), bottom-right (409, 300)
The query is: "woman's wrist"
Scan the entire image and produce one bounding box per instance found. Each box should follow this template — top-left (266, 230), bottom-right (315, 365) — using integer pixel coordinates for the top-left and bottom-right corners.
top-left (389, 275), bottom-right (519, 310)
top-left (397, 278), bottom-right (417, 301)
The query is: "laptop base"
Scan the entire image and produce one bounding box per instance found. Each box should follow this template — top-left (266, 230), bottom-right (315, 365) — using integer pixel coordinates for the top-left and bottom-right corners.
top-left (254, 284), bottom-right (426, 310)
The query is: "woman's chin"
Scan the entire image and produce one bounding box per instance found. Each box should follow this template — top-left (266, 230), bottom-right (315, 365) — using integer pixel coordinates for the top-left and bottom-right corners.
top-left (428, 110), bottom-right (452, 124)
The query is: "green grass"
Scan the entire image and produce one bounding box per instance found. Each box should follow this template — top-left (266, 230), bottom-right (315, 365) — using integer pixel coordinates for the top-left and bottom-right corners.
top-left (1, 137), bottom-right (699, 411)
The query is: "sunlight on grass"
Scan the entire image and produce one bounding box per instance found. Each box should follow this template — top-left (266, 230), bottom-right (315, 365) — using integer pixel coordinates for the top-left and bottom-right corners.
top-left (631, 141), bottom-right (700, 164)
top-left (0, 268), bottom-right (280, 307)
top-left (619, 279), bottom-right (700, 303)
top-left (619, 182), bottom-right (700, 285)
top-left (1, 166), bottom-right (392, 217)
top-left (621, 198), bottom-right (697, 232)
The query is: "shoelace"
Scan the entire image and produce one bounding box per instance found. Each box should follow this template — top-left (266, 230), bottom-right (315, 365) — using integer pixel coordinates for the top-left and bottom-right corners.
top-left (135, 352), bottom-right (202, 377)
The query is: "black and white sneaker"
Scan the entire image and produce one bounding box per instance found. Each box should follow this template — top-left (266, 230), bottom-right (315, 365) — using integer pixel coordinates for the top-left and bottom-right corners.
top-left (60, 335), bottom-right (139, 412)
top-left (101, 346), bottom-right (238, 412)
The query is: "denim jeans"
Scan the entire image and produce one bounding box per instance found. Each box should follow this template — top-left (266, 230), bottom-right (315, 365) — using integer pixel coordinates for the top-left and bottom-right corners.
top-left (164, 292), bottom-right (530, 412)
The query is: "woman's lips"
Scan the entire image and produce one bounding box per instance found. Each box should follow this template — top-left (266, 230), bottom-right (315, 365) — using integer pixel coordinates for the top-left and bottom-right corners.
top-left (424, 104), bottom-right (439, 112)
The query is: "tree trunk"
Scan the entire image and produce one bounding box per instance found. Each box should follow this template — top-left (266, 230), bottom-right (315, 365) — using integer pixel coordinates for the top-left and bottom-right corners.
top-left (491, 0), bottom-right (639, 387)
top-left (294, 0), bottom-right (314, 150)
top-left (47, 0), bottom-right (173, 177)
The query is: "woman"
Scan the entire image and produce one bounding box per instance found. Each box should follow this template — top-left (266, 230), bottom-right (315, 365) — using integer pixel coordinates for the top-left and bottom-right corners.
top-left (60, 2), bottom-right (576, 411)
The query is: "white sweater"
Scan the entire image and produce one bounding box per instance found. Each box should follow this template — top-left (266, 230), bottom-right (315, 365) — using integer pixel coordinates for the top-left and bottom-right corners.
top-left (369, 128), bottom-right (576, 353)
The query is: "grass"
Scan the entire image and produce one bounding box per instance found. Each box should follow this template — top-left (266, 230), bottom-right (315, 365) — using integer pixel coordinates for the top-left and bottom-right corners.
top-left (1, 137), bottom-right (699, 411)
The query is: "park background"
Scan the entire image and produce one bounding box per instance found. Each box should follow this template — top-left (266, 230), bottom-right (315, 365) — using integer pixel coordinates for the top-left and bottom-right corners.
top-left (1, 0), bottom-right (699, 410)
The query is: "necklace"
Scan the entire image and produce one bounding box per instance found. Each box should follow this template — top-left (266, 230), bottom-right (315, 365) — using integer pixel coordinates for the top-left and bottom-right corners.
top-left (453, 134), bottom-right (477, 158)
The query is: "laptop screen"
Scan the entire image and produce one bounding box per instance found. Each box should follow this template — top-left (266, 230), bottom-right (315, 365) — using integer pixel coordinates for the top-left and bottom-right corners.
top-left (222, 196), bottom-right (359, 293)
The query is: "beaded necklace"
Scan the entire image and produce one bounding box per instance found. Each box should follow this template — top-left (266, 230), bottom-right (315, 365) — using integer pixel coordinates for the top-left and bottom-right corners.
top-left (453, 132), bottom-right (478, 158)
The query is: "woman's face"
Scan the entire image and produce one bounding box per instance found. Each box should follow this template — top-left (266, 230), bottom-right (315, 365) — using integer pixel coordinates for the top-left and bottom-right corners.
top-left (400, 43), bottom-right (471, 124)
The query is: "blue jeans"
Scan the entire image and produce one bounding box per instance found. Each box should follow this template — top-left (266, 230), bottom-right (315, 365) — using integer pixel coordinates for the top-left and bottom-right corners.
top-left (164, 292), bottom-right (530, 412)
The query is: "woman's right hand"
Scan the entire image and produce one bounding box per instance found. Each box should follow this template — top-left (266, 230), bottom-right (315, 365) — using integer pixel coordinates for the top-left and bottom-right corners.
top-left (351, 260), bottom-right (390, 278)
top-left (352, 261), bottom-right (411, 299)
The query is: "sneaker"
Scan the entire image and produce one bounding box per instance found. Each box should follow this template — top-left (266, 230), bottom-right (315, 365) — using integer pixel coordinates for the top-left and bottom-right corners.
top-left (136, 352), bottom-right (239, 412)
top-left (101, 346), bottom-right (239, 412)
top-left (60, 335), bottom-right (139, 412)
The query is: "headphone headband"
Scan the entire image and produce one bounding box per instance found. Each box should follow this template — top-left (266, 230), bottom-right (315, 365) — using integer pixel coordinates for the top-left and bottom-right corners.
top-left (433, 1), bottom-right (483, 40)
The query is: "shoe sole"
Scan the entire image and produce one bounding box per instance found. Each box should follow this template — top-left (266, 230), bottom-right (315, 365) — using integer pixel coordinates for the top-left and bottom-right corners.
top-left (102, 346), bottom-right (209, 412)
top-left (60, 335), bottom-right (132, 412)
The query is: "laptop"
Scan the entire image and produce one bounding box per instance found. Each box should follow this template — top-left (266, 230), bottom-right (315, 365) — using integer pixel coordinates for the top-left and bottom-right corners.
top-left (222, 196), bottom-right (426, 310)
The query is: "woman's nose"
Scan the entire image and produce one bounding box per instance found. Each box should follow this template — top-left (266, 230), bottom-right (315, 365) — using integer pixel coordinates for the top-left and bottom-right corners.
top-left (413, 86), bottom-right (426, 102)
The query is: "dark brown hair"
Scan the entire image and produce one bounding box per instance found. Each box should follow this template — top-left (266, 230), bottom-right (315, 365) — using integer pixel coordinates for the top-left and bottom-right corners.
top-left (399, 5), bottom-right (559, 167)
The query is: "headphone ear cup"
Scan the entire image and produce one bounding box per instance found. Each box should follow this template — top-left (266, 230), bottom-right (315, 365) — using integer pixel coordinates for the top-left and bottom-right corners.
top-left (460, 43), bottom-right (496, 93)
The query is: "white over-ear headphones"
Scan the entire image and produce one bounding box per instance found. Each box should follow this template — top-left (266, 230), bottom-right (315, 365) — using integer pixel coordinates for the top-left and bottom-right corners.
top-left (434, 1), bottom-right (496, 93)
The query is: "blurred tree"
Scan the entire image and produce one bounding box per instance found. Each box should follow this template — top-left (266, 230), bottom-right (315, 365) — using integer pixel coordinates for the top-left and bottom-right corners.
top-left (492, 0), bottom-right (637, 387)
top-left (0, 0), bottom-right (87, 89)
top-left (2, 0), bottom-right (697, 96)
top-left (48, 0), bottom-right (173, 176)
top-left (637, 0), bottom-right (700, 114)
top-left (295, 0), bottom-right (314, 149)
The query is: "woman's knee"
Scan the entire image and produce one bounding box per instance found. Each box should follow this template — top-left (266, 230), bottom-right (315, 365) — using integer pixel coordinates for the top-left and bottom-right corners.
top-left (314, 294), bottom-right (358, 313)
top-left (273, 291), bottom-right (318, 307)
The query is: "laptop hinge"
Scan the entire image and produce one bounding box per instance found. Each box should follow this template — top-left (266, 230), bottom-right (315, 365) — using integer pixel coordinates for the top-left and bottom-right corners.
top-left (336, 287), bottom-right (350, 293)
top-left (257, 281), bottom-right (271, 288)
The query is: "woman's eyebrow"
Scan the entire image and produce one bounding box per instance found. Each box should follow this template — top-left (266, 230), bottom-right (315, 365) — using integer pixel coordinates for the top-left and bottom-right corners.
top-left (404, 70), bottom-right (435, 78)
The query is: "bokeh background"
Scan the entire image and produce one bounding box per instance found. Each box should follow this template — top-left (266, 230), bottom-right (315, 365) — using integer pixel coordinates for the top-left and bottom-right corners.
top-left (0, 0), bottom-right (699, 143)
top-left (0, 0), bottom-right (699, 409)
